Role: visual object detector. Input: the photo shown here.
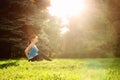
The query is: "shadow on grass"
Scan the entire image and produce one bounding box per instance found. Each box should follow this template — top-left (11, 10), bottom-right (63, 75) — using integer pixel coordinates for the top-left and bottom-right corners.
top-left (0, 61), bottom-right (19, 69)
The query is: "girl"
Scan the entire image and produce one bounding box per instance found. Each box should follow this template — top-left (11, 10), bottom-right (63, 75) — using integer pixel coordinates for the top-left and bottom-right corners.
top-left (25, 35), bottom-right (52, 62)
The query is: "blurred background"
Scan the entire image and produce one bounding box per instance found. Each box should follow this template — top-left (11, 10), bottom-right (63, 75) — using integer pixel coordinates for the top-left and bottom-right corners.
top-left (0, 0), bottom-right (120, 59)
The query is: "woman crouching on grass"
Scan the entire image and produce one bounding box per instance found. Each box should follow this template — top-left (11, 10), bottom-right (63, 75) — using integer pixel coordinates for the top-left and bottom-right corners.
top-left (25, 35), bottom-right (52, 62)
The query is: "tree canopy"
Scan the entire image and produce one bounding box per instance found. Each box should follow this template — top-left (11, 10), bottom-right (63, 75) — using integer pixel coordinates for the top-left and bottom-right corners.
top-left (0, 0), bottom-right (51, 58)
top-left (0, 0), bottom-right (120, 58)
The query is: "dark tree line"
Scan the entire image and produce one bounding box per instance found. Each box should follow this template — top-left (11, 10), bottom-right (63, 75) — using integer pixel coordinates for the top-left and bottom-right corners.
top-left (0, 0), bottom-right (120, 58)
top-left (58, 0), bottom-right (120, 58)
top-left (0, 0), bottom-right (50, 58)
top-left (107, 0), bottom-right (120, 57)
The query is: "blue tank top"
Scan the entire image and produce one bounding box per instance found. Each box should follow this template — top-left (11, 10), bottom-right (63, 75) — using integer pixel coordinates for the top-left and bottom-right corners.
top-left (28, 45), bottom-right (39, 59)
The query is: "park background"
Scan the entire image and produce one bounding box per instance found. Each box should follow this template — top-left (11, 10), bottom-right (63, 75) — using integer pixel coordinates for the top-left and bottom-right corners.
top-left (0, 0), bottom-right (120, 59)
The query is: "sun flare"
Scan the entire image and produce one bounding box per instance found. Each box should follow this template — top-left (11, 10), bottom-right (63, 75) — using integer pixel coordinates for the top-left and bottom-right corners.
top-left (48, 0), bottom-right (87, 34)
top-left (61, 27), bottom-right (69, 34)
top-left (48, 0), bottom-right (86, 18)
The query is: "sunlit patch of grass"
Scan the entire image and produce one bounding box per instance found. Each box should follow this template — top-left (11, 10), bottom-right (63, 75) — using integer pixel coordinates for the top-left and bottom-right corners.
top-left (0, 58), bottom-right (120, 80)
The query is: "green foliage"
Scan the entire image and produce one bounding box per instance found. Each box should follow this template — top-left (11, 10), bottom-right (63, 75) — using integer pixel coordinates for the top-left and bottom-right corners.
top-left (0, 0), bottom-right (51, 58)
top-left (0, 58), bottom-right (120, 80)
top-left (1, 0), bottom-right (120, 58)
top-left (60, 0), bottom-right (119, 58)
top-left (107, 1), bottom-right (120, 57)
top-left (43, 16), bottom-right (63, 53)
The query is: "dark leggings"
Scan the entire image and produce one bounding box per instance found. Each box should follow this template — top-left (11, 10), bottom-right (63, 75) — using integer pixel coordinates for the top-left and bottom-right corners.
top-left (29, 53), bottom-right (52, 62)
top-left (29, 55), bottom-right (42, 61)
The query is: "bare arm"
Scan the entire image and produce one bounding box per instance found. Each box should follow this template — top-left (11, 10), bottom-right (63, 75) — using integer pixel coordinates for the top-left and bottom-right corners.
top-left (25, 42), bottom-right (34, 59)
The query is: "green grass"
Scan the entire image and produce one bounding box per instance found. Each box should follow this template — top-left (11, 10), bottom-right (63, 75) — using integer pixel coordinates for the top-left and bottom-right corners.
top-left (0, 58), bottom-right (120, 80)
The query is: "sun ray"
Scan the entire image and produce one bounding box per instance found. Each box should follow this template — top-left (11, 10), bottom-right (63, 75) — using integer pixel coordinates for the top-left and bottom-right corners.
top-left (48, 0), bottom-right (87, 34)
top-left (48, 0), bottom-right (86, 18)
top-left (61, 27), bottom-right (69, 34)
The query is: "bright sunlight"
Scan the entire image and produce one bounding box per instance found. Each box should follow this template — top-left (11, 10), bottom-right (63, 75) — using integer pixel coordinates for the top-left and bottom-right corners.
top-left (48, 0), bottom-right (87, 34)
top-left (48, 0), bottom-right (86, 18)
top-left (60, 27), bottom-right (69, 34)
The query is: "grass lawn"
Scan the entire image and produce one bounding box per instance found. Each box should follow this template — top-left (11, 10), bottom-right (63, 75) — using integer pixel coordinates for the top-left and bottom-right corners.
top-left (0, 58), bottom-right (120, 80)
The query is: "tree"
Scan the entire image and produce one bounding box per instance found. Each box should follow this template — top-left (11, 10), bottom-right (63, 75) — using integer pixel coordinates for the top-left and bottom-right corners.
top-left (0, 0), bottom-right (50, 58)
top-left (105, 0), bottom-right (120, 57)
top-left (59, 0), bottom-right (117, 58)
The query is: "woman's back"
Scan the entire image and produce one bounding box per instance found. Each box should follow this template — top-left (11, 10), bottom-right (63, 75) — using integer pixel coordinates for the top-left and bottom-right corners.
top-left (28, 45), bottom-right (38, 59)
